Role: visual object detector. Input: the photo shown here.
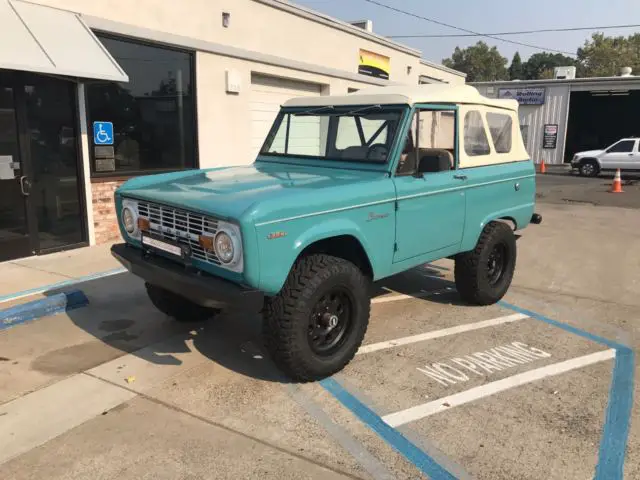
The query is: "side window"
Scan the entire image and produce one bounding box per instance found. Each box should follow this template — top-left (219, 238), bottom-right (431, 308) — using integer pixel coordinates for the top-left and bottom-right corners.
top-left (396, 109), bottom-right (456, 175)
top-left (486, 112), bottom-right (512, 153)
top-left (464, 111), bottom-right (491, 156)
top-left (607, 140), bottom-right (635, 153)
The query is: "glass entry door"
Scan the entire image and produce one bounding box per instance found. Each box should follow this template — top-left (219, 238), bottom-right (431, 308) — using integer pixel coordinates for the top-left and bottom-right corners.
top-left (0, 75), bottom-right (33, 261)
top-left (0, 71), bottom-right (85, 262)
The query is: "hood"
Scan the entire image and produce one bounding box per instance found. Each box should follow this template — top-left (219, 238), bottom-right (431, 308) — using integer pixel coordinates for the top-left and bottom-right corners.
top-left (117, 162), bottom-right (386, 221)
top-left (574, 149), bottom-right (604, 158)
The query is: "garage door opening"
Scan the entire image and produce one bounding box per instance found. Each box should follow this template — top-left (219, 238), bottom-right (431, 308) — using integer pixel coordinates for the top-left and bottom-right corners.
top-left (250, 74), bottom-right (322, 160)
top-left (564, 90), bottom-right (640, 162)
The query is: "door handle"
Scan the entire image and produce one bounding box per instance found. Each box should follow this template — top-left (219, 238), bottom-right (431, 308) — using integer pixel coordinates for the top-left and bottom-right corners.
top-left (453, 174), bottom-right (468, 180)
top-left (19, 176), bottom-right (31, 196)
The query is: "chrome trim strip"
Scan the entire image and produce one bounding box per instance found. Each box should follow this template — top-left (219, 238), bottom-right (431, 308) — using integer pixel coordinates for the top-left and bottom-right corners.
top-left (254, 174), bottom-right (535, 226)
top-left (397, 174), bottom-right (536, 201)
top-left (255, 198), bottom-right (396, 226)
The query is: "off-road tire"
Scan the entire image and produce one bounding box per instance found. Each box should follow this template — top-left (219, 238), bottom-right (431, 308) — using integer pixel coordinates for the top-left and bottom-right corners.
top-left (579, 159), bottom-right (599, 177)
top-left (263, 254), bottom-right (370, 382)
top-left (145, 283), bottom-right (216, 322)
top-left (454, 221), bottom-right (516, 306)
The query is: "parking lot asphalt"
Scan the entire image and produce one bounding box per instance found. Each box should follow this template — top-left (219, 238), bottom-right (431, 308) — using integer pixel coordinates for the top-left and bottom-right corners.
top-left (537, 170), bottom-right (640, 209)
top-left (0, 202), bottom-right (638, 480)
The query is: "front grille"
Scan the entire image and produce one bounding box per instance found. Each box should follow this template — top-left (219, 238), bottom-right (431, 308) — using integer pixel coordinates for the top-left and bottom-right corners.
top-left (137, 200), bottom-right (221, 266)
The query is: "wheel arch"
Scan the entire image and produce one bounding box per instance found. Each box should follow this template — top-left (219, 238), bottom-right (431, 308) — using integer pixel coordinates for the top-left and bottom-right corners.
top-left (580, 157), bottom-right (601, 167)
top-left (298, 234), bottom-right (374, 279)
top-left (257, 218), bottom-right (379, 295)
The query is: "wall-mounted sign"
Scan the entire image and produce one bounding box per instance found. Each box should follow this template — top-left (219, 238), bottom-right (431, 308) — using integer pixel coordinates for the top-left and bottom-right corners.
top-left (498, 87), bottom-right (546, 105)
top-left (358, 49), bottom-right (390, 80)
top-left (93, 121), bottom-right (114, 145)
top-left (542, 124), bottom-right (558, 149)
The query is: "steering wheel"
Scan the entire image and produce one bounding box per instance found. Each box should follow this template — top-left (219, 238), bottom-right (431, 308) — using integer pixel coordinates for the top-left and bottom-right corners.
top-left (366, 143), bottom-right (389, 161)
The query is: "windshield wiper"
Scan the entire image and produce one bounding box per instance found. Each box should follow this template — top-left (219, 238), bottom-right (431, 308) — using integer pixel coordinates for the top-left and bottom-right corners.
top-left (341, 104), bottom-right (382, 116)
top-left (296, 105), bottom-right (336, 116)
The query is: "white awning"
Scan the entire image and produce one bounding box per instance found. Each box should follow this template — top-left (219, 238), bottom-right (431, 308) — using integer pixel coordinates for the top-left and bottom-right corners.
top-left (0, 0), bottom-right (128, 82)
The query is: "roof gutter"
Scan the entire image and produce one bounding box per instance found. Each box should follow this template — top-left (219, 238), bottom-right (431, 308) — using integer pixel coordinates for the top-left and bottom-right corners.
top-left (255, 0), bottom-right (422, 57)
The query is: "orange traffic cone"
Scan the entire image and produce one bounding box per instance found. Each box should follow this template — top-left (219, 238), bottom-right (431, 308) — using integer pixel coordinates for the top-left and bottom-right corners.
top-left (610, 169), bottom-right (623, 193)
top-left (539, 160), bottom-right (546, 174)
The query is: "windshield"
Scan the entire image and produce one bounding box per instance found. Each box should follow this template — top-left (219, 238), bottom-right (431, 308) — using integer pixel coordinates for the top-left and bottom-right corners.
top-left (259, 106), bottom-right (405, 164)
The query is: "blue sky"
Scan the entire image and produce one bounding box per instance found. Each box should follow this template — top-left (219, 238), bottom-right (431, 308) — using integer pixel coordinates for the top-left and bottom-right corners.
top-left (294, 0), bottom-right (640, 63)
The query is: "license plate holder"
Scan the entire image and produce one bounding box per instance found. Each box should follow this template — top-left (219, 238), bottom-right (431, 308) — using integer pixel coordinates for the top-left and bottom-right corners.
top-left (141, 233), bottom-right (188, 260)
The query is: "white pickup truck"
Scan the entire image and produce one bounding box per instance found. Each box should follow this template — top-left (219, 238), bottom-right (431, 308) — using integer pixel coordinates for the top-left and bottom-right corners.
top-left (571, 138), bottom-right (640, 176)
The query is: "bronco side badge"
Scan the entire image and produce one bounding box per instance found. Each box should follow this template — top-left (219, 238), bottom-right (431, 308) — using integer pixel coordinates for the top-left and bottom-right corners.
top-left (267, 231), bottom-right (287, 240)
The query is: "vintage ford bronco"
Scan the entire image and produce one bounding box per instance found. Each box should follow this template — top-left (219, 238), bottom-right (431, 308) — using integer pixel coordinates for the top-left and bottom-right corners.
top-left (111, 84), bottom-right (541, 381)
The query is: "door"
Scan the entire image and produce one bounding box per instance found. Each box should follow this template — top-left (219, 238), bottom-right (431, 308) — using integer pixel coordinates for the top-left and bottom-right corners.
top-left (599, 139), bottom-right (637, 169)
top-left (619, 139), bottom-right (640, 169)
top-left (0, 71), bottom-right (85, 261)
top-left (0, 75), bottom-right (33, 261)
top-left (249, 74), bottom-right (322, 160)
top-left (22, 73), bottom-right (85, 253)
top-left (393, 107), bottom-right (466, 263)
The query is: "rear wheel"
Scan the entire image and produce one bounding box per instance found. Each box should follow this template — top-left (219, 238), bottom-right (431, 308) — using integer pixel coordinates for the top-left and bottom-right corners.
top-left (263, 254), bottom-right (370, 382)
top-left (579, 159), bottom-right (599, 177)
top-left (454, 222), bottom-right (516, 305)
top-left (145, 283), bottom-right (216, 322)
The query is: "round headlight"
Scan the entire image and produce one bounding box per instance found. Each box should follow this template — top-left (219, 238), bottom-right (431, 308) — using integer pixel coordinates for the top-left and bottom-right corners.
top-left (123, 207), bottom-right (136, 234)
top-left (215, 231), bottom-right (235, 264)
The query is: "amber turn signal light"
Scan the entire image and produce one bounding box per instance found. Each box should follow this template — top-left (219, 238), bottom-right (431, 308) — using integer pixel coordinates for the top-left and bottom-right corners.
top-left (199, 235), bottom-right (214, 251)
top-left (137, 217), bottom-right (150, 232)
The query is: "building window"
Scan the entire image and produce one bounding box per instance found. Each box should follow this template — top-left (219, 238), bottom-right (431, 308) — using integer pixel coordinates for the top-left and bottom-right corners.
top-left (486, 112), bottom-right (512, 153)
top-left (87, 34), bottom-right (197, 176)
top-left (463, 110), bottom-right (490, 156)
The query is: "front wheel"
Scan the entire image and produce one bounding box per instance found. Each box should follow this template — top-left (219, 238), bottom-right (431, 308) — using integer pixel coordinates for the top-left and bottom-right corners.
top-left (263, 254), bottom-right (370, 382)
top-left (454, 222), bottom-right (517, 306)
top-left (579, 160), bottom-right (599, 177)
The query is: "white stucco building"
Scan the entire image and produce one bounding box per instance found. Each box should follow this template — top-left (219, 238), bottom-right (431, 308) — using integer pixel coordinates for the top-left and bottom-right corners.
top-left (0, 0), bottom-right (465, 260)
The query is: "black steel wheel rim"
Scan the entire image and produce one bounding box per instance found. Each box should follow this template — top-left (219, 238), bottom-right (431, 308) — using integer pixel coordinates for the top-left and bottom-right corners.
top-left (308, 287), bottom-right (353, 356)
top-left (487, 243), bottom-right (507, 286)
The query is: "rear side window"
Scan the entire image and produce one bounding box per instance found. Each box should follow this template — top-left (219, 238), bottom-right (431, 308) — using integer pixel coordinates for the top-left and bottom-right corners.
top-left (486, 112), bottom-right (512, 153)
top-left (464, 111), bottom-right (490, 156)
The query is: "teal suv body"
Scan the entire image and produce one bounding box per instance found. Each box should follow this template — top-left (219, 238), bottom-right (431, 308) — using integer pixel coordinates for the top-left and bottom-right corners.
top-left (112, 84), bottom-right (541, 381)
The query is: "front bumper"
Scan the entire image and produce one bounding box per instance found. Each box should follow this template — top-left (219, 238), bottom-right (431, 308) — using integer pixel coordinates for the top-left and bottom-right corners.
top-left (111, 243), bottom-right (264, 312)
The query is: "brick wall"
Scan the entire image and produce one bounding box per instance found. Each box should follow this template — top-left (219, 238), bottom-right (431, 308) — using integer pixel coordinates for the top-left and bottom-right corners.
top-left (91, 179), bottom-right (125, 244)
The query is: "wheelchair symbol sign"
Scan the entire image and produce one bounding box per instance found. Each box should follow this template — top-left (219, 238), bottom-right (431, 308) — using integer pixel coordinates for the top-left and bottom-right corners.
top-left (93, 122), bottom-right (114, 145)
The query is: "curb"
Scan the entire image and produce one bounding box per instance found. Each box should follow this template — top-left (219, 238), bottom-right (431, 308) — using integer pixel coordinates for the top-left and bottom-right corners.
top-left (0, 267), bottom-right (126, 305)
top-left (0, 290), bottom-right (90, 332)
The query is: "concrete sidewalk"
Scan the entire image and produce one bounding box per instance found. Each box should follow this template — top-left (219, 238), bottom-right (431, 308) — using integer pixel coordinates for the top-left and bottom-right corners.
top-left (0, 242), bottom-right (122, 302)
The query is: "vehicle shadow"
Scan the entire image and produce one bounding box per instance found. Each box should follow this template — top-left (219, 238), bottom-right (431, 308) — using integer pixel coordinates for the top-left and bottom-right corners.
top-left (51, 263), bottom-right (466, 384)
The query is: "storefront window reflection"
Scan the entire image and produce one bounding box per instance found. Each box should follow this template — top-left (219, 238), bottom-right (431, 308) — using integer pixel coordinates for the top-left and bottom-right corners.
top-left (87, 35), bottom-right (197, 175)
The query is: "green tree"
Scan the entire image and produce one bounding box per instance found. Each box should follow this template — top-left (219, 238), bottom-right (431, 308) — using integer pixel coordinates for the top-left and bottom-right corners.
top-left (577, 33), bottom-right (640, 77)
top-left (442, 41), bottom-right (508, 82)
top-left (522, 52), bottom-right (577, 80)
top-left (508, 52), bottom-right (524, 80)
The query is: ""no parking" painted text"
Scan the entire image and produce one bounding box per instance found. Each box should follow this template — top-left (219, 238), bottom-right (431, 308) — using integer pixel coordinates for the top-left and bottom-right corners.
top-left (417, 342), bottom-right (552, 387)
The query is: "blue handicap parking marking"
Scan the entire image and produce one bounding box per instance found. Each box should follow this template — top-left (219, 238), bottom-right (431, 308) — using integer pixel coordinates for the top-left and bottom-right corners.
top-left (93, 121), bottom-right (114, 145)
top-left (322, 299), bottom-right (634, 480)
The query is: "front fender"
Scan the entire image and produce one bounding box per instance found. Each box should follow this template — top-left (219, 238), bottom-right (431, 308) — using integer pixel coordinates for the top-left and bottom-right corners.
top-left (254, 209), bottom-right (394, 295)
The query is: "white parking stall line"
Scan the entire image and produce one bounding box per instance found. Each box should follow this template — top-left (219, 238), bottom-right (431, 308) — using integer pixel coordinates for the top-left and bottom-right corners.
top-left (371, 287), bottom-right (454, 304)
top-left (357, 313), bottom-right (529, 355)
top-left (382, 349), bottom-right (616, 427)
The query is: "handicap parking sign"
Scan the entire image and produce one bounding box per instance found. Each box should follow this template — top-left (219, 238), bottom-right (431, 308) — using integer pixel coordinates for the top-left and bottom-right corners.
top-left (93, 122), bottom-right (114, 145)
